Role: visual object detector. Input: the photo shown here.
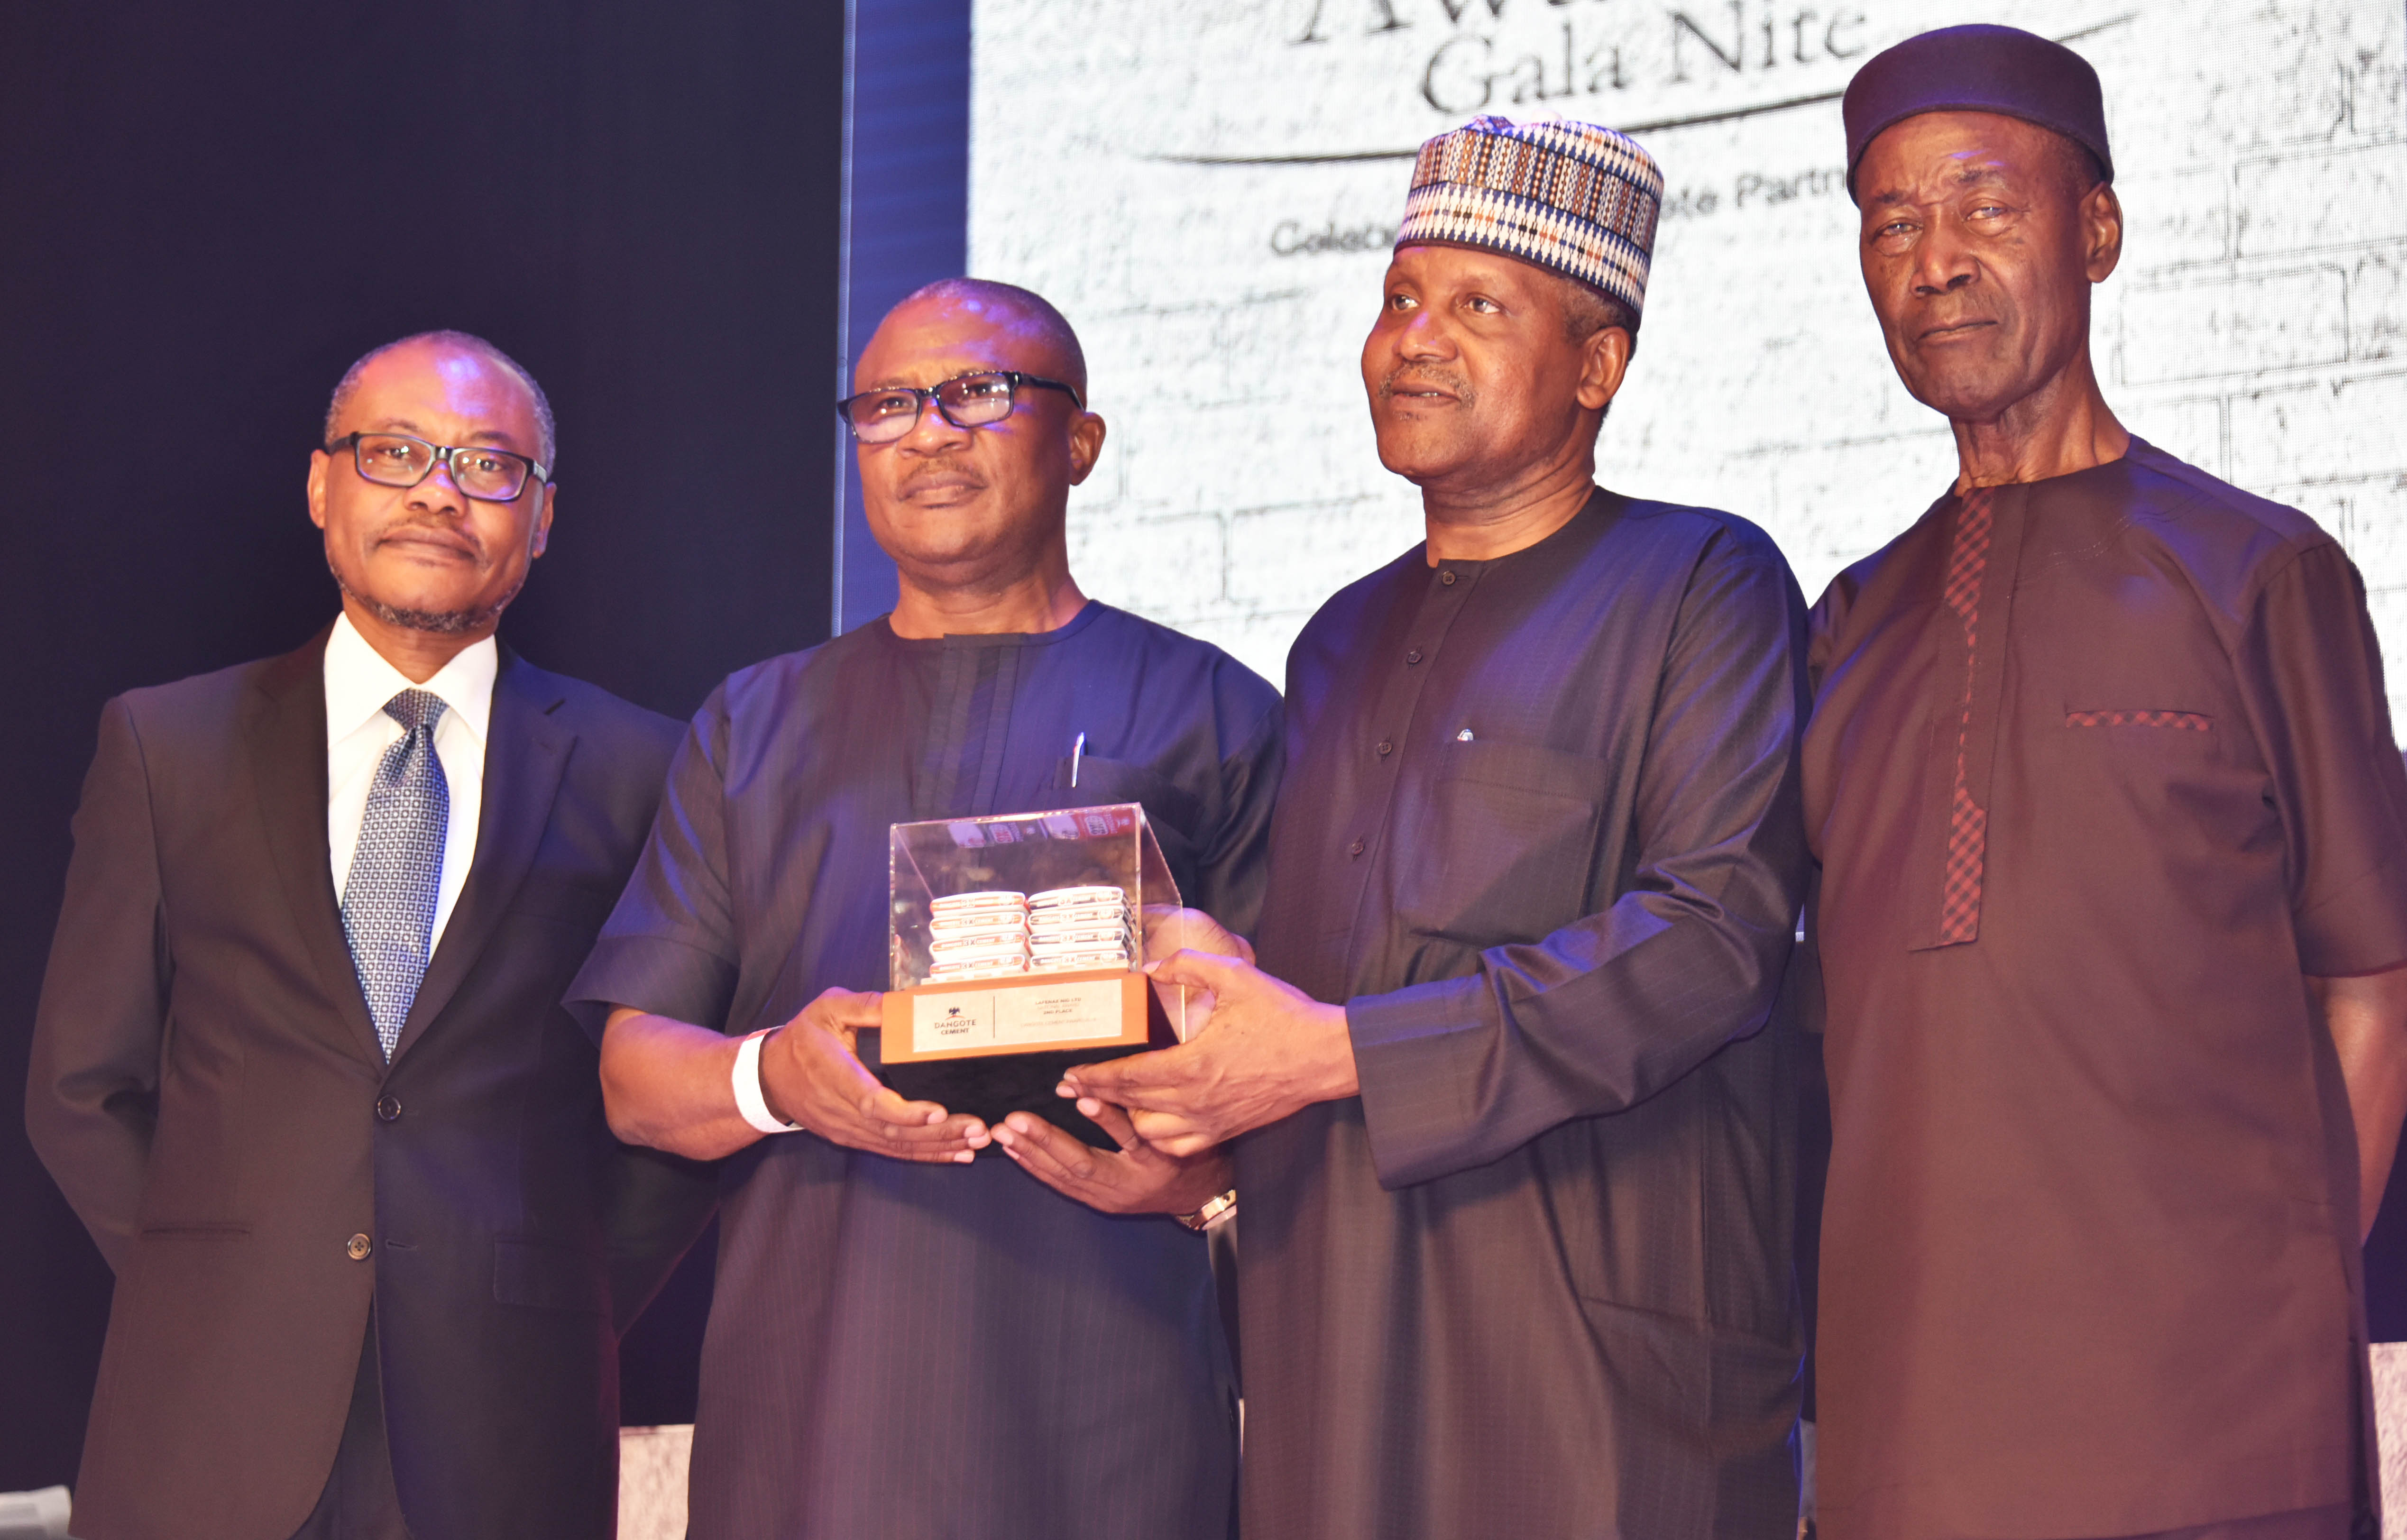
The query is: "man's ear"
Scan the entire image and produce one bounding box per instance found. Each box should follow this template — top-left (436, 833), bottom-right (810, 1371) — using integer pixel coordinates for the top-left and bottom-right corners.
top-left (1067, 411), bottom-right (1108, 487)
top-left (2083, 183), bottom-right (2124, 284)
top-left (530, 482), bottom-right (555, 559)
top-left (1576, 326), bottom-right (1635, 413)
top-left (307, 449), bottom-right (331, 531)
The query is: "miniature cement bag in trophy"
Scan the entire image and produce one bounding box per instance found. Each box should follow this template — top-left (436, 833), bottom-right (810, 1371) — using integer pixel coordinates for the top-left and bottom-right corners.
top-left (882, 803), bottom-right (1202, 1067)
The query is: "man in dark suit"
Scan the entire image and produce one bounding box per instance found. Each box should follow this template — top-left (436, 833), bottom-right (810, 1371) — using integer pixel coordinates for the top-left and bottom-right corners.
top-left (27, 330), bottom-right (710, 1540)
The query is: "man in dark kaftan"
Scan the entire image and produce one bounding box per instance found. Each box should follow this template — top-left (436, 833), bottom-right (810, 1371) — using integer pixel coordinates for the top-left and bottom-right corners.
top-left (1803, 28), bottom-right (2407, 1540)
top-left (1072, 117), bottom-right (1813, 1540)
top-left (568, 281), bottom-right (1278, 1539)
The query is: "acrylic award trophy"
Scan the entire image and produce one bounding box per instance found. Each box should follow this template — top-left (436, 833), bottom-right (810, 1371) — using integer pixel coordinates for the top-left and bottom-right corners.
top-left (877, 804), bottom-right (1201, 1145)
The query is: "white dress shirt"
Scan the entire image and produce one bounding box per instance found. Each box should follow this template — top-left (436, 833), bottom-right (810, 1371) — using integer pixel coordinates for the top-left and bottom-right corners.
top-left (324, 614), bottom-right (496, 953)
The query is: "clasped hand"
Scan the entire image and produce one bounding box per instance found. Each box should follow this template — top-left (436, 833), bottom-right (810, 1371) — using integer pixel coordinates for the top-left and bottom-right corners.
top-left (983, 904), bottom-right (1249, 1212)
top-left (745, 973), bottom-right (1234, 1216)
top-left (1063, 950), bottom-right (1359, 1158)
top-left (755, 988), bottom-right (988, 1163)
top-left (754, 985), bottom-right (1230, 1212)
top-left (752, 913), bottom-right (1350, 1202)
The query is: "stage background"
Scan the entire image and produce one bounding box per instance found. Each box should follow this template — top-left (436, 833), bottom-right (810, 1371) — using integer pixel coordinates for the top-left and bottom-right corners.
top-left (969, 0), bottom-right (2407, 709)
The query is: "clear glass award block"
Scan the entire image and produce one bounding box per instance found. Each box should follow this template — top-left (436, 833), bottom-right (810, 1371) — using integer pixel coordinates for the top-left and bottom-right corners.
top-left (882, 803), bottom-right (1187, 1062)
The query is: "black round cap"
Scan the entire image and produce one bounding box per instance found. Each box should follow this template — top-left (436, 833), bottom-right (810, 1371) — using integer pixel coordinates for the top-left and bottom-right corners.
top-left (1843, 24), bottom-right (2112, 200)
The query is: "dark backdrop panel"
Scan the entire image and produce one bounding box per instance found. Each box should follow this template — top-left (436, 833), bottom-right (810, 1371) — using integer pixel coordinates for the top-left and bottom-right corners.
top-left (0, 0), bottom-right (843, 1488)
top-left (834, 0), bottom-right (969, 634)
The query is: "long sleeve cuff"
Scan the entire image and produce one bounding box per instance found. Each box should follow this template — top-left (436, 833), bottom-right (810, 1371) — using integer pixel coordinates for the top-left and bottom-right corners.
top-left (1347, 973), bottom-right (1500, 1191)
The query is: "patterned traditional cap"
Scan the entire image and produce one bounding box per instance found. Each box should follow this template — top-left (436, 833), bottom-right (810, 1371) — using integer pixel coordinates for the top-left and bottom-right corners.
top-left (1395, 115), bottom-right (1663, 320)
top-left (1843, 25), bottom-right (2113, 200)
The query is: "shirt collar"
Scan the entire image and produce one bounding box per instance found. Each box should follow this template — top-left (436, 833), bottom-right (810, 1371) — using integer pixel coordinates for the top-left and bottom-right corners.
top-left (323, 613), bottom-right (498, 746)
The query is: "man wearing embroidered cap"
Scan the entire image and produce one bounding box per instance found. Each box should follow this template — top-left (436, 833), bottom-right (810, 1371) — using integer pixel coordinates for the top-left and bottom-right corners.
top-left (1070, 116), bottom-right (1813, 1539)
top-left (1801, 25), bottom-right (2407, 1540)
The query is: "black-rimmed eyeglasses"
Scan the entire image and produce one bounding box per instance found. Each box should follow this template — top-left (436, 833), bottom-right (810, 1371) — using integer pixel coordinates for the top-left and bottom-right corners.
top-left (326, 432), bottom-right (550, 502)
top-left (837, 370), bottom-right (1084, 444)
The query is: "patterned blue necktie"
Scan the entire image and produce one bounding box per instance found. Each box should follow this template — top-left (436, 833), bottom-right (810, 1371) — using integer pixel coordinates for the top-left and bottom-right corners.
top-left (340, 689), bottom-right (450, 1061)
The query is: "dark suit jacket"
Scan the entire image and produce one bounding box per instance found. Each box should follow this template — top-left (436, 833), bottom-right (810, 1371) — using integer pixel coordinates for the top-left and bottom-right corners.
top-left (26, 629), bottom-right (716, 1540)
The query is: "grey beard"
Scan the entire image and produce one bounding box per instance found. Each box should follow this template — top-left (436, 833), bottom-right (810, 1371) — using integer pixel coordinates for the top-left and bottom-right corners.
top-left (331, 563), bottom-right (523, 635)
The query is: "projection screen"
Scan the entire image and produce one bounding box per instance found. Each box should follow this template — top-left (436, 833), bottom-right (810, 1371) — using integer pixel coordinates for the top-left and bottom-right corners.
top-left (967, 0), bottom-right (2407, 718)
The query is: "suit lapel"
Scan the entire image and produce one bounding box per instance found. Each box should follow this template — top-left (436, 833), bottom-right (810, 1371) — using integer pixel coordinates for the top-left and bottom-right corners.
top-left (245, 627), bottom-right (387, 1068)
top-left (389, 649), bottom-right (572, 1064)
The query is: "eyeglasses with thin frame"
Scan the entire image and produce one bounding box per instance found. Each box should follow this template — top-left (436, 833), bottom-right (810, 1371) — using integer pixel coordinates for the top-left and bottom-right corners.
top-left (326, 432), bottom-right (550, 503)
top-left (836, 369), bottom-right (1084, 444)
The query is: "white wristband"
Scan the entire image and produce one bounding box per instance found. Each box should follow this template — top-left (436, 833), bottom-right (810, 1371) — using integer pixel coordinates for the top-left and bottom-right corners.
top-left (732, 1029), bottom-right (801, 1134)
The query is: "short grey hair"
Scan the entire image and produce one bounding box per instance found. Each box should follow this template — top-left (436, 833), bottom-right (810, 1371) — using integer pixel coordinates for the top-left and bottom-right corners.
top-left (1555, 272), bottom-right (1638, 344)
top-left (323, 329), bottom-right (558, 470)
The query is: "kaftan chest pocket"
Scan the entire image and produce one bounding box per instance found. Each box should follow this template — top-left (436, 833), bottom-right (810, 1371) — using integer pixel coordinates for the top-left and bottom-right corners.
top-left (1396, 740), bottom-right (1605, 950)
top-left (2054, 701), bottom-right (2249, 841)
top-left (2064, 708), bottom-right (2213, 732)
top-left (2058, 705), bottom-right (2222, 788)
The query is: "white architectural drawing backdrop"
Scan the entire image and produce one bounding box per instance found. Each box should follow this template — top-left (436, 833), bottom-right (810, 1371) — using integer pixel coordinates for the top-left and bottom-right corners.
top-left (970, 0), bottom-right (2407, 716)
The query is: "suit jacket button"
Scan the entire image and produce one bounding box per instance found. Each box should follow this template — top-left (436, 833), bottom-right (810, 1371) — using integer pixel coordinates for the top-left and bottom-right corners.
top-left (346, 1233), bottom-right (372, 1261)
top-left (375, 1095), bottom-right (402, 1123)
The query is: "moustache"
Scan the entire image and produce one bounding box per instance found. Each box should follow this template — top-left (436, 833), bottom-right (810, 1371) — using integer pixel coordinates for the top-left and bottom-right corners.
top-left (897, 461), bottom-right (988, 490)
top-left (1377, 366), bottom-right (1473, 403)
top-left (372, 520), bottom-right (488, 561)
